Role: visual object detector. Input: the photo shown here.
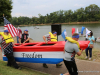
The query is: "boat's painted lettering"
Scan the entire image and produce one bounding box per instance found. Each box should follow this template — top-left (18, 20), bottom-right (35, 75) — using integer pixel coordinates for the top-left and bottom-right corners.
top-left (21, 52), bottom-right (42, 58)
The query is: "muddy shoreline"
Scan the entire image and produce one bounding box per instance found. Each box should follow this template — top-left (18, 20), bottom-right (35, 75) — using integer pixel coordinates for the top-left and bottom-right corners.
top-left (0, 21), bottom-right (100, 27)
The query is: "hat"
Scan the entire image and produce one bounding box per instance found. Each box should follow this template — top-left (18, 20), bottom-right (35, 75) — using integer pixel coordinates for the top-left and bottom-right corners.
top-left (24, 29), bottom-right (28, 32)
top-left (4, 30), bottom-right (9, 32)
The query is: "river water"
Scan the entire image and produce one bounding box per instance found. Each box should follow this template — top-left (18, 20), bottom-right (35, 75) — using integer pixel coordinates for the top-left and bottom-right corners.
top-left (0, 24), bottom-right (100, 49)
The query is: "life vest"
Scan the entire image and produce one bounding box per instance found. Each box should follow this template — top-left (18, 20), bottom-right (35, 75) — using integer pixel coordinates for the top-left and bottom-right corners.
top-left (49, 32), bottom-right (57, 42)
top-left (21, 33), bottom-right (29, 43)
top-left (0, 32), bottom-right (14, 43)
top-left (65, 37), bottom-right (80, 49)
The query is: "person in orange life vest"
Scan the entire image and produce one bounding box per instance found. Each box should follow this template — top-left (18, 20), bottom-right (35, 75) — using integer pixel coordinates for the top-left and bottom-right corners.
top-left (21, 29), bottom-right (30, 44)
top-left (0, 30), bottom-right (21, 69)
top-left (42, 30), bottom-right (62, 68)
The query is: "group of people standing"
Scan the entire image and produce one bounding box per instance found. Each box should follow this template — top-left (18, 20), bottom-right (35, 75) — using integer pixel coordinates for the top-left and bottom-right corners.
top-left (0, 27), bottom-right (95, 75)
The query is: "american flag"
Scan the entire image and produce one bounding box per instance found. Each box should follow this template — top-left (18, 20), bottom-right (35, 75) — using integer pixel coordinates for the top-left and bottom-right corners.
top-left (4, 17), bottom-right (18, 37)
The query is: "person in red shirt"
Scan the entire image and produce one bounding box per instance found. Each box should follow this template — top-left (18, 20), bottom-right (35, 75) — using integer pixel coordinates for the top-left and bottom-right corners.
top-left (16, 28), bottom-right (22, 44)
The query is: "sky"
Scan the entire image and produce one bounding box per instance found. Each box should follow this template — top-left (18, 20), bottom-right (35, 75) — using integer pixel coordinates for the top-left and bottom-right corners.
top-left (11, 0), bottom-right (100, 17)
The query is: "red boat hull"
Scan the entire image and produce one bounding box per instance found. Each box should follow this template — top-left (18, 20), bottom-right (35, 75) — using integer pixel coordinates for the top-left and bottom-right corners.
top-left (1, 41), bottom-right (90, 64)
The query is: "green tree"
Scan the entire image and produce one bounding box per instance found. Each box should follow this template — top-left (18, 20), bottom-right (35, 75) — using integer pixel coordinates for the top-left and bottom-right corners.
top-left (85, 4), bottom-right (100, 21)
top-left (0, 0), bottom-right (13, 24)
top-left (76, 8), bottom-right (85, 22)
top-left (11, 17), bottom-right (19, 25)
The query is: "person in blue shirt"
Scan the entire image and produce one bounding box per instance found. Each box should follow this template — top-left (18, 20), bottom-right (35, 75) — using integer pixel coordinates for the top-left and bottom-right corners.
top-left (85, 30), bottom-right (95, 60)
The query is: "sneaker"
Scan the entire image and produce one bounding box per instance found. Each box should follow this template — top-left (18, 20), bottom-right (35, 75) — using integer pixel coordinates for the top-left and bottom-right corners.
top-left (89, 58), bottom-right (91, 60)
top-left (43, 64), bottom-right (48, 68)
top-left (18, 67), bottom-right (22, 70)
top-left (85, 56), bottom-right (88, 59)
top-left (56, 63), bottom-right (62, 68)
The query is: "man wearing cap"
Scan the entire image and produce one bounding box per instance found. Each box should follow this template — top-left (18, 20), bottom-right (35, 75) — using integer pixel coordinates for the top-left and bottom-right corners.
top-left (42, 30), bottom-right (62, 68)
top-left (0, 30), bottom-right (21, 69)
top-left (60, 33), bottom-right (83, 75)
top-left (21, 29), bottom-right (30, 44)
top-left (43, 30), bottom-right (57, 43)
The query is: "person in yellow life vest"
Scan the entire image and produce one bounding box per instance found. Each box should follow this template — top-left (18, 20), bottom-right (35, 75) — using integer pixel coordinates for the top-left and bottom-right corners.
top-left (43, 31), bottom-right (57, 44)
top-left (42, 31), bottom-right (62, 68)
top-left (0, 30), bottom-right (21, 70)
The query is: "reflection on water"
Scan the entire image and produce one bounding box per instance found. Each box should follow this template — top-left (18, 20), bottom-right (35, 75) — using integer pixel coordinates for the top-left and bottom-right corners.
top-left (0, 24), bottom-right (100, 48)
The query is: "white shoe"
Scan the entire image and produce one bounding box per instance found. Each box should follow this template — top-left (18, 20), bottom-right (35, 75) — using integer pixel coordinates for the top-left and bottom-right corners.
top-left (89, 58), bottom-right (91, 60)
top-left (85, 56), bottom-right (88, 59)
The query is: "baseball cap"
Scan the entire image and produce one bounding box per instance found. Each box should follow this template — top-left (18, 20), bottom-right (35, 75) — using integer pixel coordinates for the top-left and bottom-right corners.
top-left (24, 29), bottom-right (28, 32)
top-left (4, 30), bottom-right (9, 33)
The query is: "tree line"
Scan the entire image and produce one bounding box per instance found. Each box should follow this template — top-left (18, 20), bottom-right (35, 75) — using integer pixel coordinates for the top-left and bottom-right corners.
top-left (1, 3), bottom-right (100, 25)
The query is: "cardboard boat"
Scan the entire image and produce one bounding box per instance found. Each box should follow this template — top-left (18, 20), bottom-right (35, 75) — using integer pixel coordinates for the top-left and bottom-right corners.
top-left (1, 41), bottom-right (90, 64)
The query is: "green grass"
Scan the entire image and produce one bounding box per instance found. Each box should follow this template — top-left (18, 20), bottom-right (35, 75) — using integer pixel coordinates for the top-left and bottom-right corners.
top-left (0, 60), bottom-right (49, 75)
top-left (75, 48), bottom-right (100, 62)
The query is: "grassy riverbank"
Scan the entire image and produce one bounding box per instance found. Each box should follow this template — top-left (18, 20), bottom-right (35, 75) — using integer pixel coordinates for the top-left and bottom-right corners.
top-left (75, 48), bottom-right (100, 62)
top-left (0, 60), bottom-right (49, 75)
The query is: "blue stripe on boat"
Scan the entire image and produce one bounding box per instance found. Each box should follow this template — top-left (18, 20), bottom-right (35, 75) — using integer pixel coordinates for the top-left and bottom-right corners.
top-left (3, 57), bottom-right (63, 64)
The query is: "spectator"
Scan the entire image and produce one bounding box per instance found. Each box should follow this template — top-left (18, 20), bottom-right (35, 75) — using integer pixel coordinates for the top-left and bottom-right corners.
top-left (21, 29), bottom-right (30, 44)
top-left (85, 30), bottom-right (95, 60)
top-left (16, 27), bottom-right (22, 44)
